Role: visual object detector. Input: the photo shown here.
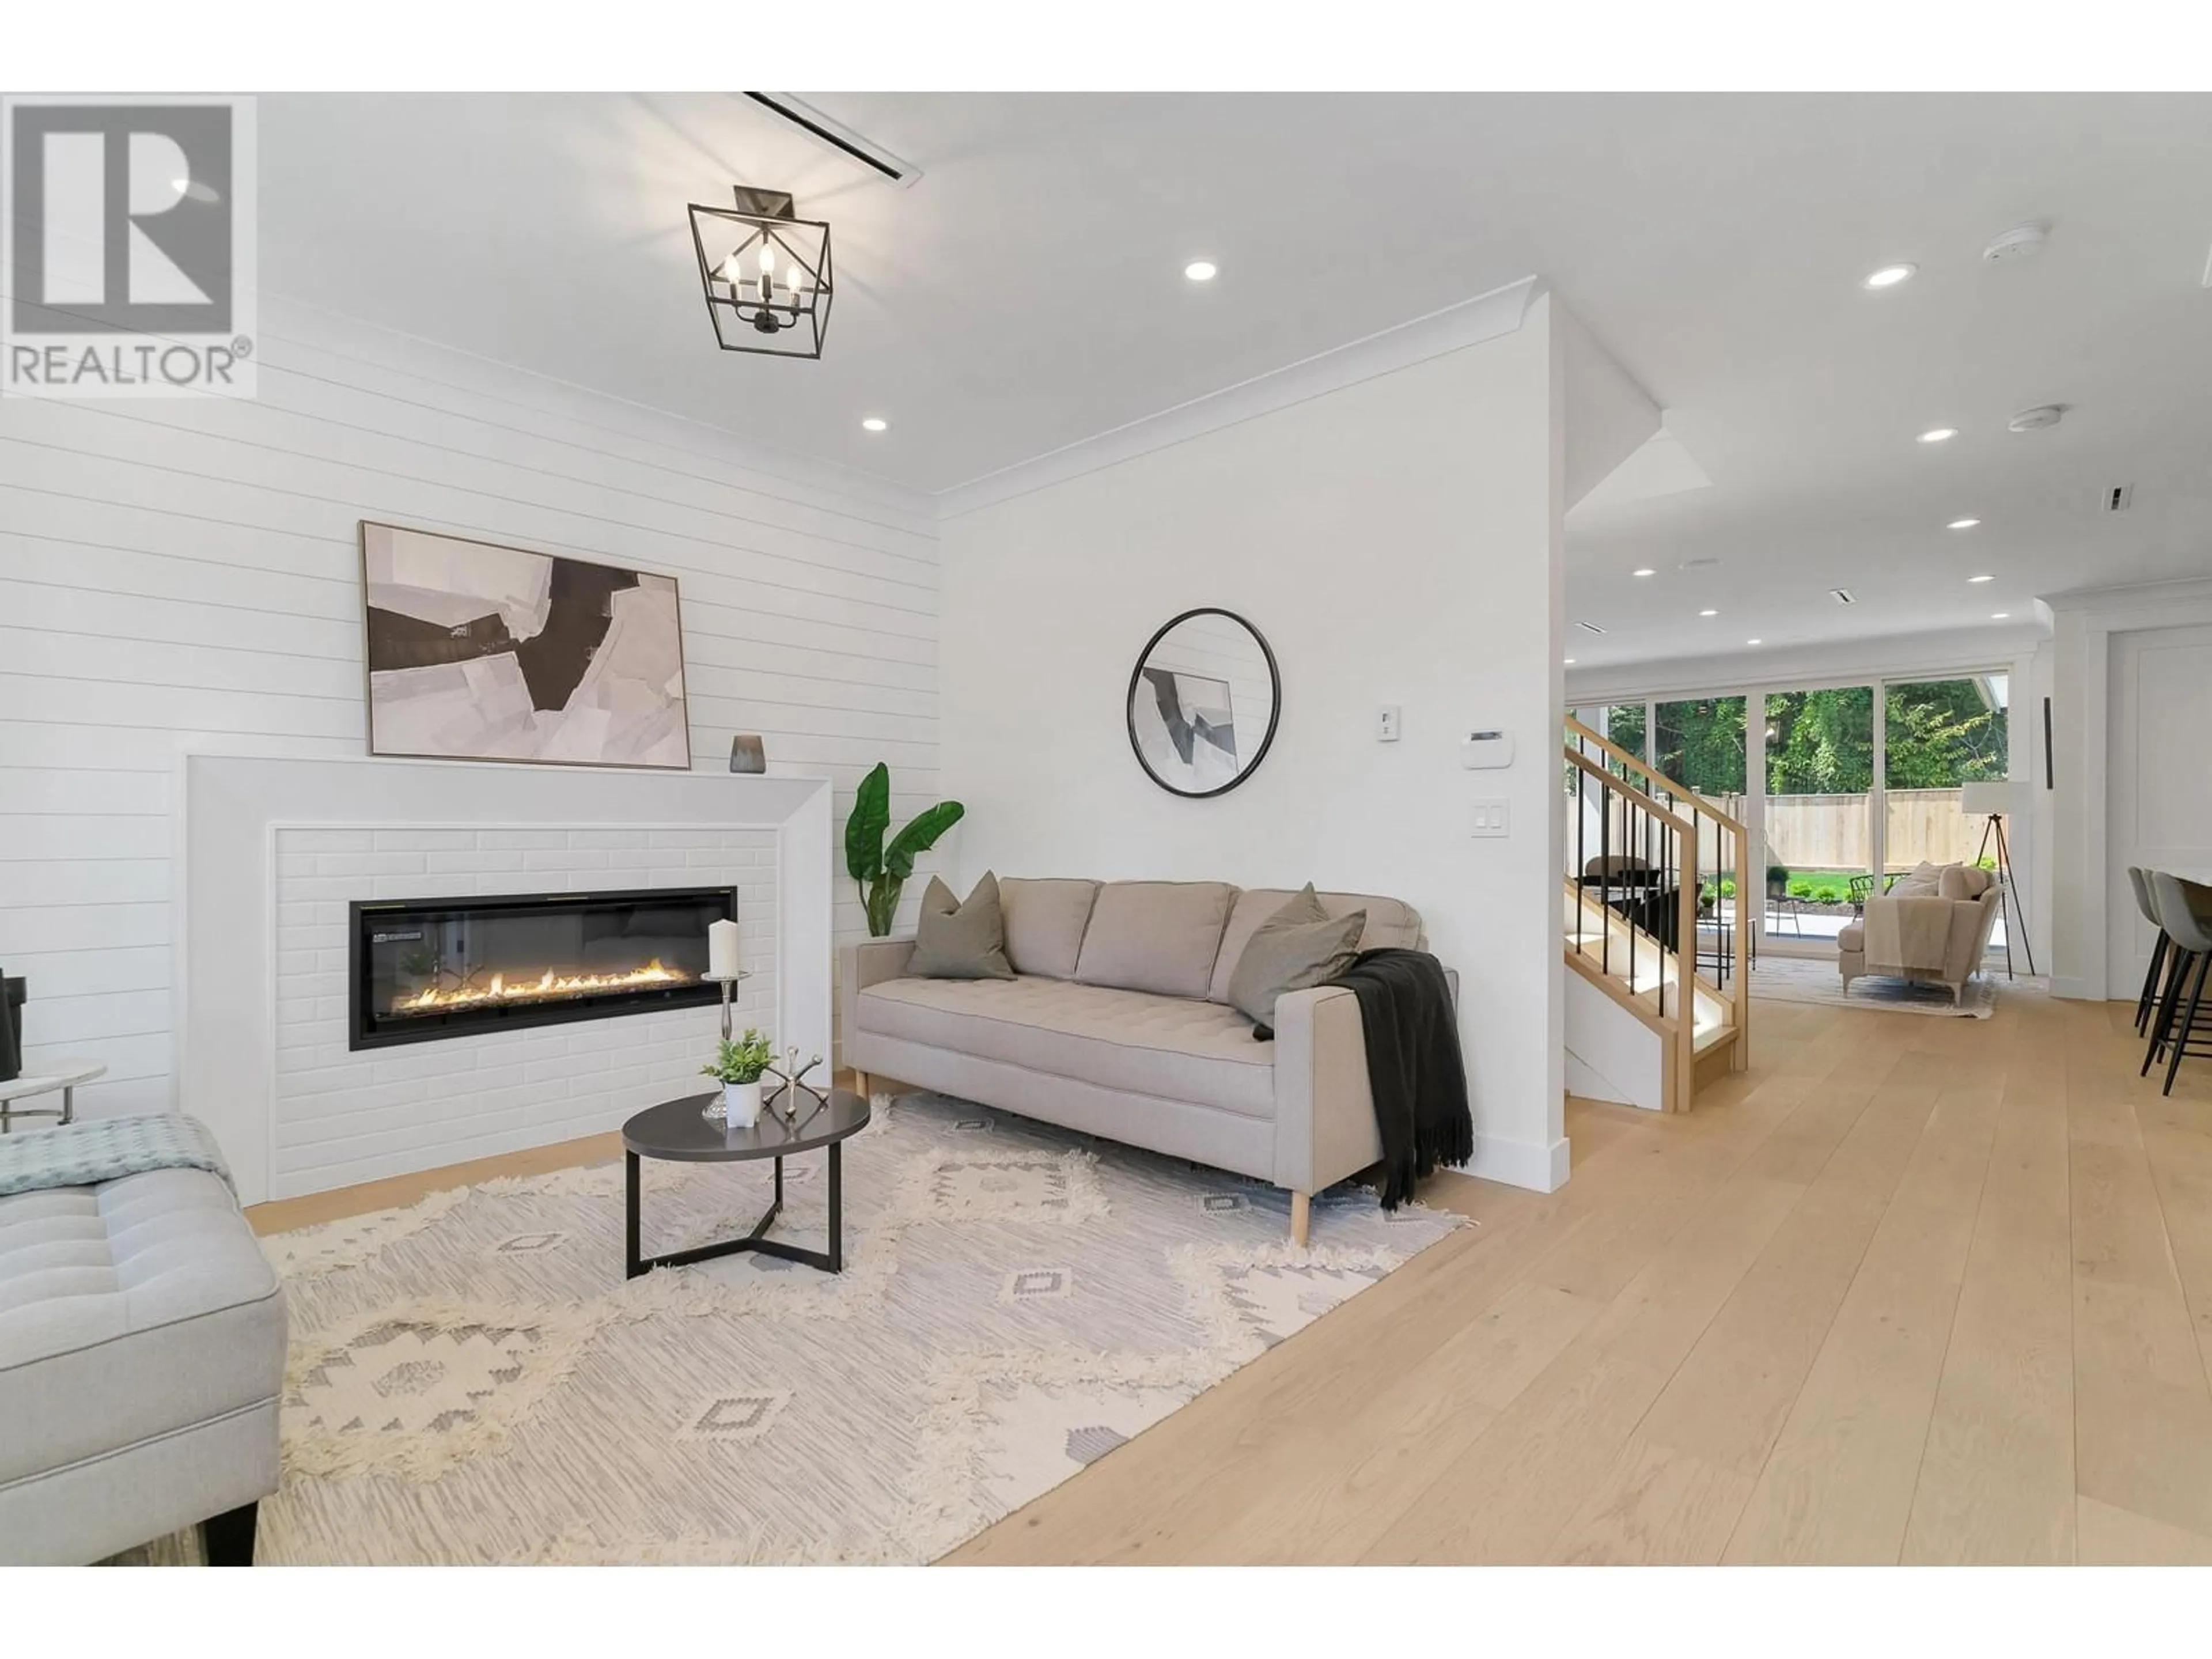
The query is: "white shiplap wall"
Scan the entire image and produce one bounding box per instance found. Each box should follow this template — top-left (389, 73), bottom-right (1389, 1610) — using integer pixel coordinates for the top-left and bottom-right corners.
top-left (0, 294), bottom-right (941, 1119)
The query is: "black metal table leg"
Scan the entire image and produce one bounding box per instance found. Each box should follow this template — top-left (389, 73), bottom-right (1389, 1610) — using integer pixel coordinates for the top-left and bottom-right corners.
top-left (625, 1151), bottom-right (642, 1279)
top-left (627, 1146), bottom-right (845, 1277)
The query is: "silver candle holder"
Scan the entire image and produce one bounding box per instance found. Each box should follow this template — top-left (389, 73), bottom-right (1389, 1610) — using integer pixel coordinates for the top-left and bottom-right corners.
top-left (699, 970), bottom-right (753, 1123)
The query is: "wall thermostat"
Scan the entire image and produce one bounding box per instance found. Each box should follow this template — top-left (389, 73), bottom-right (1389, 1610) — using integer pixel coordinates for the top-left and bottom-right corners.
top-left (1460, 730), bottom-right (1514, 769)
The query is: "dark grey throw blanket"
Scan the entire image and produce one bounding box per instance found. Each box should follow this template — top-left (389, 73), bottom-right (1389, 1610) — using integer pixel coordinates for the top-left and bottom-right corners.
top-left (1257, 947), bottom-right (1474, 1209)
top-left (0, 1112), bottom-right (233, 1198)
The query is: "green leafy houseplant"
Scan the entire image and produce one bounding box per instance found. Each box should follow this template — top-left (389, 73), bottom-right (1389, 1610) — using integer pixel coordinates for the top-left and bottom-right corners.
top-left (700, 1029), bottom-right (773, 1086)
top-left (845, 762), bottom-right (965, 937)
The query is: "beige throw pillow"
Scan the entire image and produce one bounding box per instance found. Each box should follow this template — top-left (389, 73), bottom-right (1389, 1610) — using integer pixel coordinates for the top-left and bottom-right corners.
top-left (1890, 861), bottom-right (1945, 898)
top-left (908, 872), bottom-right (1016, 980)
top-left (1225, 885), bottom-right (1366, 1029)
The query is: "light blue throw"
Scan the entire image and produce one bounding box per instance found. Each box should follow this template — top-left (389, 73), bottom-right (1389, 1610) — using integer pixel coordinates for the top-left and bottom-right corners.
top-left (0, 1112), bottom-right (233, 1197)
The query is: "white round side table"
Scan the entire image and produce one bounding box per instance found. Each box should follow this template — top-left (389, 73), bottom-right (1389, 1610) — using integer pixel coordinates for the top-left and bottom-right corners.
top-left (0, 1059), bottom-right (106, 1132)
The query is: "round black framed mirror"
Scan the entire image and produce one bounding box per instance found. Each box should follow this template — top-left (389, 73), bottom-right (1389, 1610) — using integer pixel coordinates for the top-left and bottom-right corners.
top-left (1125, 607), bottom-right (1281, 799)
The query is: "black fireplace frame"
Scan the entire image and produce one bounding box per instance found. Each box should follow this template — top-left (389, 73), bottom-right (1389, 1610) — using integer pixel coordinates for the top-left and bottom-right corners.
top-left (347, 885), bottom-right (737, 1051)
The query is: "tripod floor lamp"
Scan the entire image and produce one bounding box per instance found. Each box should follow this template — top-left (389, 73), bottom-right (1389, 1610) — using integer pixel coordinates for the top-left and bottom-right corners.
top-left (1961, 780), bottom-right (2036, 978)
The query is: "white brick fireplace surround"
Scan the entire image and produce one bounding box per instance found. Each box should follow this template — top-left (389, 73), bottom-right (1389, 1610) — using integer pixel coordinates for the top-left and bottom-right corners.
top-left (179, 752), bottom-right (833, 1205)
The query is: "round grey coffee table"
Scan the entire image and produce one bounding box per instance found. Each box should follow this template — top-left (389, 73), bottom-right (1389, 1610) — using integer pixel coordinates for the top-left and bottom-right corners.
top-left (620, 1086), bottom-right (870, 1281)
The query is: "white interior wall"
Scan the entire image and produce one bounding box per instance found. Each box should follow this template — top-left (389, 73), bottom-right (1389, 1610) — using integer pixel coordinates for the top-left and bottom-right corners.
top-left (938, 295), bottom-right (1569, 1192)
top-left (2041, 578), bottom-right (2212, 1002)
top-left (0, 294), bottom-right (940, 1118)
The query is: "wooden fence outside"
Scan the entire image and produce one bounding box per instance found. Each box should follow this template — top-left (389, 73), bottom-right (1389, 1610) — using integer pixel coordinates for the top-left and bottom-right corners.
top-left (1567, 785), bottom-right (1993, 880)
top-left (1765, 788), bottom-right (1991, 873)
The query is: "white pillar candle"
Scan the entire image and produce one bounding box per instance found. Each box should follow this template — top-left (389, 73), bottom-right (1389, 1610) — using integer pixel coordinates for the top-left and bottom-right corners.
top-left (707, 918), bottom-right (741, 980)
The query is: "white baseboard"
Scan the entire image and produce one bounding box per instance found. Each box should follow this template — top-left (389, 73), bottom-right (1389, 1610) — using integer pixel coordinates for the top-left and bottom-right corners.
top-left (1460, 1132), bottom-right (1571, 1194)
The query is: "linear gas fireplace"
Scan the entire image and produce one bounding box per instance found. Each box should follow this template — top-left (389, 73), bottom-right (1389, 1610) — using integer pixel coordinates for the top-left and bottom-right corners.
top-left (349, 886), bottom-right (736, 1050)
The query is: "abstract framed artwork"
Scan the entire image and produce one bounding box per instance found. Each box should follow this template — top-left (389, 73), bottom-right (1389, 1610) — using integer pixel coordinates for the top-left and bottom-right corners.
top-left (358, 522), bottom-right (693, 770)
top-left (1125, 607), bottom-right (1281, 798)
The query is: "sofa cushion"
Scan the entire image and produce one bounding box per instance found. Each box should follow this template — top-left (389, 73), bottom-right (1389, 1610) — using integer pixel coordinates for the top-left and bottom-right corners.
top-left (1073, 881), bottom-right (1237, 999)
top-left (856, 975), bottom-right (1274, 1117)
top-left (908, 872), bottom-right (1015, 980)
top-left (999, 878), bottom-right (1099, 980)
top-left (0, 1166), bottom-right (285, 1487)
top-left (1207, 888), bottom-right (1424, 1003)
top-left (1225, 887), bottom-right (1367, 1028)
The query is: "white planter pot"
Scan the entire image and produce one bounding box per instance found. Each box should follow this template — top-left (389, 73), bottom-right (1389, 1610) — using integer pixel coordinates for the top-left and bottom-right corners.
top-left (722, 1080), bottom-right (763, 1128)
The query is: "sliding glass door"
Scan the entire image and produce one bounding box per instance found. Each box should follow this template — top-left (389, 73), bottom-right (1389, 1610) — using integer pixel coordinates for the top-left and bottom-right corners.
top-left (1654, 695), bottom-right (1748, 947)
top-left (1884, 675), bottom-right (2010, 948)
top-left (1760, 686), bottom-right (1875, 944)
top-left (1569, 669), bottom-right (2013, 961)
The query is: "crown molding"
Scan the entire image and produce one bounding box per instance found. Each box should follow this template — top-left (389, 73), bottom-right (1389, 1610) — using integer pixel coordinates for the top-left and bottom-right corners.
top-left (934, 276), bottom-right (1543, 520)
top-left (2038, 574), bottom-right (2212, 616)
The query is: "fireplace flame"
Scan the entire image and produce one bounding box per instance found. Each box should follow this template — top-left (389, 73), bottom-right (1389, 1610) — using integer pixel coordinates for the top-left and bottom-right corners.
top-left (394, 958), bottom-right (688, 1015)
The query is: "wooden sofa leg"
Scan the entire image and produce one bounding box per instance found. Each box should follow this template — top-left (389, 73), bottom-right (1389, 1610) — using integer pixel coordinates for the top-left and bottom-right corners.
top-left (1290, 1192), bottom-right (1311, 1249)
top-left (200, 1499), bottom-right (258, 1566)
top-left (851, 1069), bottom-right (871, 1101)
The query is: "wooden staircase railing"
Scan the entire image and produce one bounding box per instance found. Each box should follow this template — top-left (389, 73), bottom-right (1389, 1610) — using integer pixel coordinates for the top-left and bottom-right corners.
top-left (1563, 717), bottom-right (1752, 1109)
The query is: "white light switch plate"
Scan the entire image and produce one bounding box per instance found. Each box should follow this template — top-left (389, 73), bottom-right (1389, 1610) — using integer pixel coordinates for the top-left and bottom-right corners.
top-left (1471, 801), bottom-right (1509, 838)
top-left (1376, 705), bottom-right (1402, 743)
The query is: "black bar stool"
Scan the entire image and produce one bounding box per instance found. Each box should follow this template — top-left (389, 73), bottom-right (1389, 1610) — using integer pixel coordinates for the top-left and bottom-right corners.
top-left (2129, 866), bottom-right (2176, 1036)
top-left (2145, 872), bottom-right (2212, 1097)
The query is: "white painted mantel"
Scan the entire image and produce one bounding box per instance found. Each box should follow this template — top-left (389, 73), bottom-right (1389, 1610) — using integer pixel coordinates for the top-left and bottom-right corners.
top-left (176, 751), bottom-right (833, 1205)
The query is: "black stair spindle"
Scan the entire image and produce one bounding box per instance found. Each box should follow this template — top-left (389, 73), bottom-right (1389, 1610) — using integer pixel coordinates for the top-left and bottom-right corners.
top-left (1600, 783), bottom-right (1612, 980)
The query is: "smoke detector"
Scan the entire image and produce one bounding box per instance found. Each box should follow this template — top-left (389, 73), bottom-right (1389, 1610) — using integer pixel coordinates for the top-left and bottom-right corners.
top-left (2008, 404), bottom-right (2065, 433)
top-left (1984, 224), bottom-right (2048, 264)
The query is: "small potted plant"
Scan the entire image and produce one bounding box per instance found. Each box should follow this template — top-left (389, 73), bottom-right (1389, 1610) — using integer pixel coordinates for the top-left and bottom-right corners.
top-left (702, 1028), bottom-right (774, 1128)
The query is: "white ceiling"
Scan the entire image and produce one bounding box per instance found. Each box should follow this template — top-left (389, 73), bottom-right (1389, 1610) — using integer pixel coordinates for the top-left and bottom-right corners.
top-left (259, 93), bottom-right (2212, 664)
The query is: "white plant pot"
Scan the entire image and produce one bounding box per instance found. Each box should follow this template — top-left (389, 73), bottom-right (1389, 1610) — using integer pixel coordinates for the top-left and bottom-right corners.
top-left (722, 1080), bottom-right (763, 1128)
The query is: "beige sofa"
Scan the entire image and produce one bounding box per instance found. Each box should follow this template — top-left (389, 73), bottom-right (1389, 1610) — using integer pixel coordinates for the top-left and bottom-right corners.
top-left (838, 878), bottom-right (1431, 1244)
top-left (1838, 863), bottom-right (2002, 1004)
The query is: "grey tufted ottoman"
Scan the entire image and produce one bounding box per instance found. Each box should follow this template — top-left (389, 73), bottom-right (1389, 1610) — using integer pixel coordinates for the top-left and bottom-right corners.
top-left (0, 1165), bottom-right (286, 1565)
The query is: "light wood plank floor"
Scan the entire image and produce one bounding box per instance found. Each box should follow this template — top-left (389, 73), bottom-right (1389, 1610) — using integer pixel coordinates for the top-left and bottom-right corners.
top-left (945, 987), bottom-right (2212, 1565)
top-left (245, 990), bottom-right (2212, 1565)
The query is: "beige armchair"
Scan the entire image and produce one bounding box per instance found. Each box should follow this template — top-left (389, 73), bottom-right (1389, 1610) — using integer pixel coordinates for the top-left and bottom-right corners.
top-left (1837, 863), bottom-right (2002, 1004)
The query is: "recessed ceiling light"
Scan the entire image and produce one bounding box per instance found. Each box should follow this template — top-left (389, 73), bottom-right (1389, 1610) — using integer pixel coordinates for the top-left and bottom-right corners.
top-left (172, 176), bottom-right (219, 204)
top-left (1947, 517), bottom-right (1982, 530)
top-left (1863, 263), bottom-right (1917, 290)
top-left (1183, 260), bottom-right (1218, 282)
top-left (860, 416), bottom-right (888, 433)
top-left (1968, 574), bottom-right (1994, 584)
top-left (1746, 638), bottom-right (1763, 646)
top-left (1564, 657), bottom-right (1577, 666)
top-left (1632, 567), bottom-right (1657, 578)
top-left (1698, 609), bottom-right (1719, 618)
top-left (1991, 612), bottom-right (2010, 620)
top-left (1917, 427), bottom-right (1959, 444)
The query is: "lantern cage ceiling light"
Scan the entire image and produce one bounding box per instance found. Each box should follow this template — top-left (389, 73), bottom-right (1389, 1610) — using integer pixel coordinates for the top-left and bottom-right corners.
top-left (688, 187), bottom-right (833, 359)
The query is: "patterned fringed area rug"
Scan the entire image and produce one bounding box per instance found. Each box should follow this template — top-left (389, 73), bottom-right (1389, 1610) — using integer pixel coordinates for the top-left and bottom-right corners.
top-left (219, 1091), bottom-right (1458, 1565)
top-left (1751, 954), bottom-right (2043, 1018)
